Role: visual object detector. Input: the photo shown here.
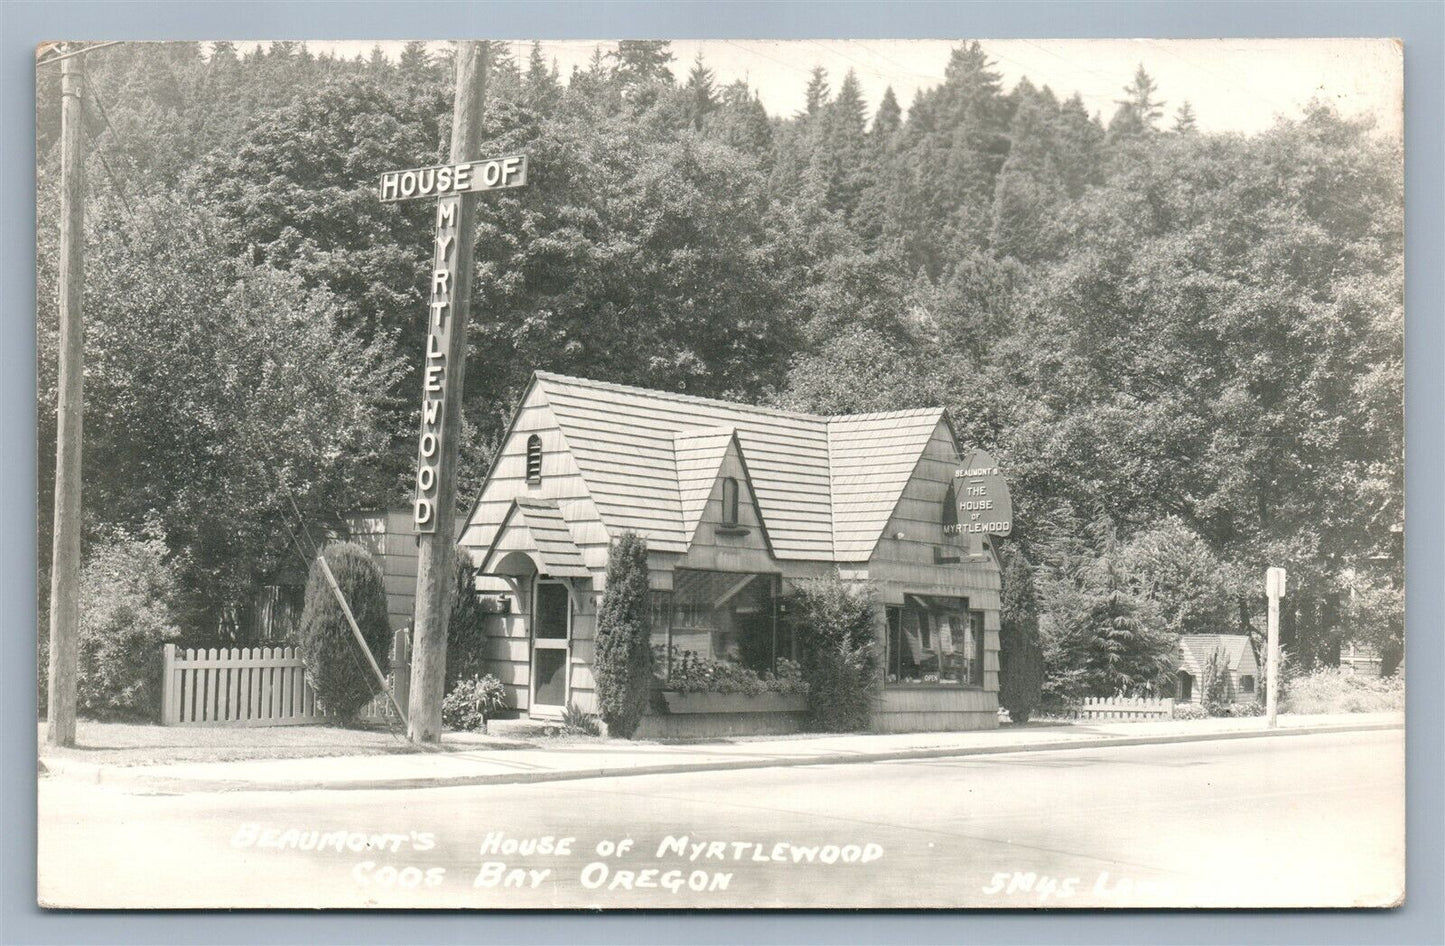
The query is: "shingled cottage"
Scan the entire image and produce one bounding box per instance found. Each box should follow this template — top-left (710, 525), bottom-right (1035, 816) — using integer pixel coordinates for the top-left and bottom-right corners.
top-left (458, 372), bottom-right (1005, 736)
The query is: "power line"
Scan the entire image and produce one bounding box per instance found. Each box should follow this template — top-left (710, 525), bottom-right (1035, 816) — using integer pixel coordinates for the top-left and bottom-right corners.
top-left (36, 41), bottom-right (124, 69)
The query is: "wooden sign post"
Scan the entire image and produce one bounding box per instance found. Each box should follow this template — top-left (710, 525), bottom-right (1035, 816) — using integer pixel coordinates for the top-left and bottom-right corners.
top-left (1266, 566), bottom-right (1287, 728)
top-left (380, 43), bottom-right (528, 742)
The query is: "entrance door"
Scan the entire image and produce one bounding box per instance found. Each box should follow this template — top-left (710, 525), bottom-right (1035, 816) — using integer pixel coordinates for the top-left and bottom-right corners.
top-left (531, 580), bottom-right (571, 717)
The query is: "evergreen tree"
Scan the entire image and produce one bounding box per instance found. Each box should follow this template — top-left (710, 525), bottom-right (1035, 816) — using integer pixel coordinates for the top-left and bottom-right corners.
top-left (999, 546), bottom-right (1045, 723)
top-left (990, 79), bottom-right (1066, 262)
top-left (803, 65), bottom-right (830, 116)
top-left (872, 85), bottom-right (902, 141)
top-left (1109, 63), bottom-right (1165, 137)
top-left (707, 81), bottom-right (772, 160)
top-left (1042, 530), bottom-right (1178, 699)
top-left (298, 543), bottom-right (392, 719)
top-left (523, 41), bottom-right (562, 112)
top-left (608, 40), bottom-right (675, 110)
top-left (593, 532), bottom-right (654, 738)
top-left (682, 51), bottom-right (717, 130)
top-left (810, 69), bottom-right (870, 218)
top-left (1173, 100), bottom-right (1198, 134)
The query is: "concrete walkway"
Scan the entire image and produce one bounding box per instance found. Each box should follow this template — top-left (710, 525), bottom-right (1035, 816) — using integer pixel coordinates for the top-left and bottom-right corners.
top-left (39, 711), bottom-right (1402, 794)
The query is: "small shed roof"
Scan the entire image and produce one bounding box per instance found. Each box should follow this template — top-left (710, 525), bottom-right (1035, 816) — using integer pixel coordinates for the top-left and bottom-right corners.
top-left (479, 498), bottom-right (591, 579)
top-left (1177, 634), bottom-right (1255, 677)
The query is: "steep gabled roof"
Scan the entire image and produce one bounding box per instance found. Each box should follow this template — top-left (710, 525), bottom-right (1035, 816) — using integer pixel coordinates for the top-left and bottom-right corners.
top-left (537, 372), bottom-right (833, 559)
top-left (1178, 634), bottom-right (1255, 677)
top-left (508, 372), bottom-right (955, 563)
top-left (674, 427), bottom-right (735, 542)
top-left (828, 409), bottom-right (949, 561)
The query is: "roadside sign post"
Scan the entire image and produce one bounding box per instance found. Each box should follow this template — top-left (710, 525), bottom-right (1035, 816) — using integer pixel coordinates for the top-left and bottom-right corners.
top-left (380, 43), bottom-right (528, 742)
top-left (1266, 566), bottom-right (1287, 728)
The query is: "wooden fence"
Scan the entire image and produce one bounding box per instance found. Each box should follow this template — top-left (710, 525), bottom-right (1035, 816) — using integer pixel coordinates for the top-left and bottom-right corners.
top-left (1072, 696), bottom-right (1175, 721)
top-left (161, 631), bottom-right (411, 727)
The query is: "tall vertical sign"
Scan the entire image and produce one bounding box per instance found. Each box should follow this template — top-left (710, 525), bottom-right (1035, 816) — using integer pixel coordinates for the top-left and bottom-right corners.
top-left (378, 43), bottom-right (527, 742)
top-left (1266, 566), bottom-right (1286, 729)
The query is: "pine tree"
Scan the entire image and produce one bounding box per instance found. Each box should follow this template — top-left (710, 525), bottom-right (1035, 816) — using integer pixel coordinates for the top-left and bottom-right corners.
top-left (523, 41), bottom-right (562, 112)
top-left (872, 85), bottom-right (902, 141)
top-left (999, 546), bottom-right (1045, 723)
top-left (989, 80), bottom-right (1066, 262)
top-left (803, 65), bottom-right (830, 117)
top-left (1110, 63), bottom-right (1165, 136)
top-left (1173, 100), bottom-right (1198, 134)
top-left (593, 532), bottom-right (654, 738)
top-left (682, 51), bottom-right (717, 130)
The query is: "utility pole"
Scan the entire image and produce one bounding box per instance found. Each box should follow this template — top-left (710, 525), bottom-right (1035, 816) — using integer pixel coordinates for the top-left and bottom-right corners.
top-left (47, 44), bottom-right (86, 747)
top-left (407, 43), bottom-right (489, 743)
top-left (1266, 566), bottom-right (1286, 729)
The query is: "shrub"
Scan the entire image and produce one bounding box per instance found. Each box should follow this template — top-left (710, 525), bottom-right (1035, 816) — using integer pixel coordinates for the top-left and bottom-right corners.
top-left (74, 529), bottom-right (183, 721)
top-left (446, 555), bottom-right (489, 691)
top-left (593, 532), bottom-right (653, 738)
top-left (441, 674), bottom-right (509, 731)
top-left (784, 573), bottom-right (879, 732)
top-left (1201, 645), bottom-right (1234, 716)
top-left (998, 547), bottom-right (1045, 724)
top-left (1281, 667), bottom-right (1405, 715)
top-left (297, 542), bottom-right (391, 720)
top-left (1223, 701), bottom-right (1264, 717)
top-left (561, 702), bottom-right (601, 736)
top-left (1172, 703), bottom-right (1208, 720)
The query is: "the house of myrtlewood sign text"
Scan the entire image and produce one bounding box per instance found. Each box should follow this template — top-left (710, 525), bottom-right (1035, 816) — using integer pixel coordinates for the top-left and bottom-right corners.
top-left (948, 449), bottom-right (1012, 537)
top-left (379, 155), bottom-right (528, 532)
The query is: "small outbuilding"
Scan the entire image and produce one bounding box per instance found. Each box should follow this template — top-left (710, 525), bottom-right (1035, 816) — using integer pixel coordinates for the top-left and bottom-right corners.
top-left (457, 371), bottom-right (1005, 736)
top-left (1174, 634), bottom-right (1260, 704)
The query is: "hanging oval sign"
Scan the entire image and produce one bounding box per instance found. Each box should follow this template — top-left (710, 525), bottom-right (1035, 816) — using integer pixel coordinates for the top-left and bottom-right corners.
top-left (948, 449), bottom-right (1012, 537)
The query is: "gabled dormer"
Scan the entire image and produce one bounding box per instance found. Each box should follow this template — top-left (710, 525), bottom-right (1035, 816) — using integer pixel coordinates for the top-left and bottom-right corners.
top-left (675, 428), bottom-right (774, 569)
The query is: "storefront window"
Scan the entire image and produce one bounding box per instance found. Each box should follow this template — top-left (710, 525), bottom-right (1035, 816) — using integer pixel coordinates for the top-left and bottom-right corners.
top-left (886, 596), bottom-right (984, 687)
top-left (652, 570), bottom-right (782, 679)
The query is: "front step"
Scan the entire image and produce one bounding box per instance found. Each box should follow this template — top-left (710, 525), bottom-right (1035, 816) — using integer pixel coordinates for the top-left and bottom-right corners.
top-left (484, 716), bottom-right (559, 738)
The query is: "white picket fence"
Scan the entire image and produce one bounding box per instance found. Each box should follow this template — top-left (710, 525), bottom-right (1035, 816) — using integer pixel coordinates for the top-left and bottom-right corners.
top-left (1073, 696), bottom-right (1175, 721)
top-left (160, 632), bottom-right (411, 727)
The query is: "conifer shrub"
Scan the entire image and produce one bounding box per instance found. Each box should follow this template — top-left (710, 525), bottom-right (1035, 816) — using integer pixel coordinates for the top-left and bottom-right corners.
top-left (998, 547), bottom-right (1045, 724)
top-left (446, 555), bottom-right (490, 690)
top-left (1201, 645), bottom-right (1234, 716)
top-left (784, 573), bottom-right (880, 732)
top-left (593, 532), bottom-right (654, 738)
top-left (297, 542), bottom-right (391, 720)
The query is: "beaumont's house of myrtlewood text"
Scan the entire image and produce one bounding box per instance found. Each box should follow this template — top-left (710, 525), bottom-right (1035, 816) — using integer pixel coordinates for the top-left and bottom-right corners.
top-left (441, 371), bottom-right (1007, 737)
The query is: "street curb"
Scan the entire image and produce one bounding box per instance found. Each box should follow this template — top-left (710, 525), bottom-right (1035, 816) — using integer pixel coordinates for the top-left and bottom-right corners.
top-left (38, 719), bottom-right (1402, 795)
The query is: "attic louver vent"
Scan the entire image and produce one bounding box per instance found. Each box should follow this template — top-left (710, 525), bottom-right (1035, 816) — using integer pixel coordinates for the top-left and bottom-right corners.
top-left (526, 434), bottom-right (543, 484)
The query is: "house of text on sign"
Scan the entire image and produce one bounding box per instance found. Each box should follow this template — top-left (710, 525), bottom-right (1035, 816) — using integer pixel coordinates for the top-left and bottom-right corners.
top-left (946, 450), bottom-right (1012, 537)
top-left (380, 155), bottom-right (527, 202)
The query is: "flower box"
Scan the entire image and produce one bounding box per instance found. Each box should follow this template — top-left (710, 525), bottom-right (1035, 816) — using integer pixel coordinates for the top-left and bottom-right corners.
top-left (656, 691), bottom-right (809, 715)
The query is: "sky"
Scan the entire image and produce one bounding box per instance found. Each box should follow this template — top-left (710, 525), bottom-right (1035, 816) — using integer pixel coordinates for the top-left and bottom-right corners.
top-left (287, 38), bottom-right (1403, 140)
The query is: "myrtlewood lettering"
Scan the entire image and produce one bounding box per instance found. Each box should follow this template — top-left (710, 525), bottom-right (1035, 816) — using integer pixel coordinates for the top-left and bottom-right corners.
top-left (232, 826), bottom-right (885, 897)
top-left (947, 449), bottom-right (1013, 538)
top-left (412, 197), bottom-right (459, 532)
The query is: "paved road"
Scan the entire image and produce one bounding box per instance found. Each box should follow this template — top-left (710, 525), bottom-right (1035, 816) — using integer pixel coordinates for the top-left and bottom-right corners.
top-left (37, 729), bottom-right (1403, 909)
